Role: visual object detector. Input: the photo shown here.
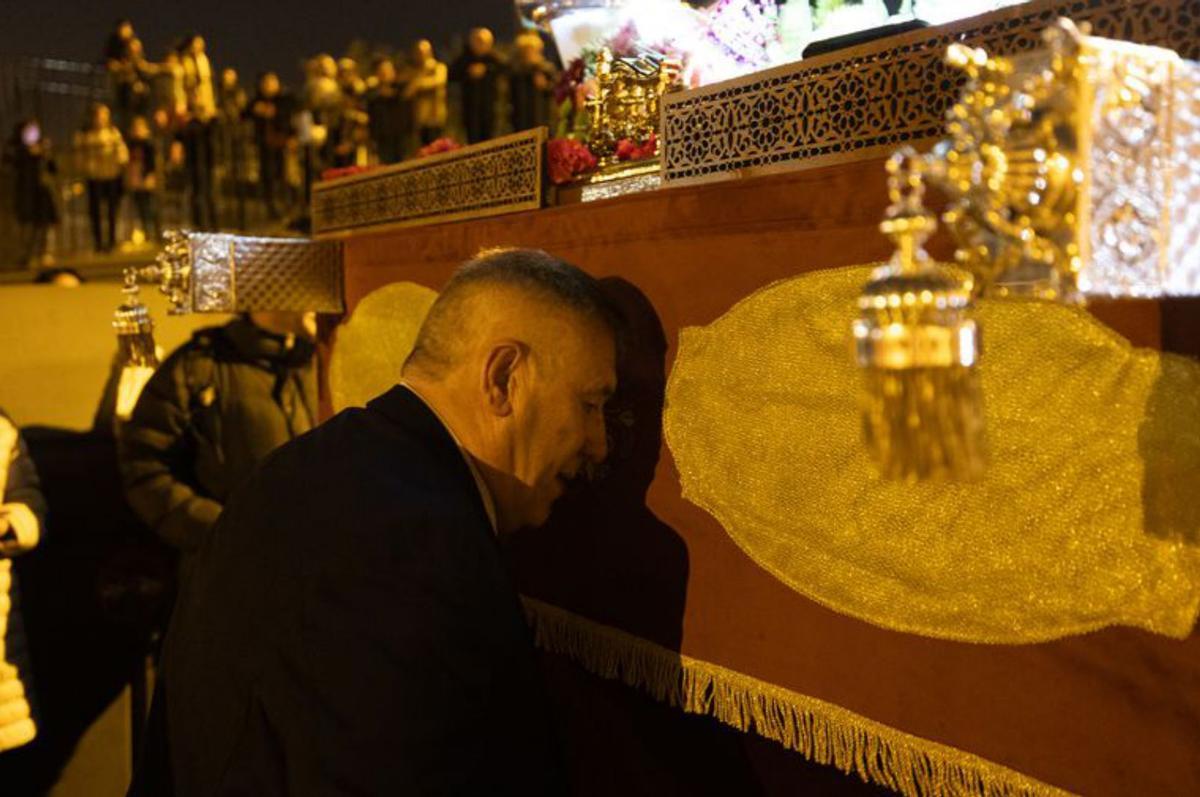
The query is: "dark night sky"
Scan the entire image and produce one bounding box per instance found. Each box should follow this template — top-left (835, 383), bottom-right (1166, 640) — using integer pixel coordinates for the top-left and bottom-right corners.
top-left (1, 0), bottom-right (518, 83)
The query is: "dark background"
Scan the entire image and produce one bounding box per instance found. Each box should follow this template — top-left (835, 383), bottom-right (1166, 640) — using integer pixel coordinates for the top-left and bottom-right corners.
top-left (0, 0), bottom-right (519, 80)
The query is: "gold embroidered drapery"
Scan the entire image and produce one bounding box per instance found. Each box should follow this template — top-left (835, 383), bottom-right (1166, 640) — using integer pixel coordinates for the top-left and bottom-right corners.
top-left (665, 265), bottom-right (1200, 643)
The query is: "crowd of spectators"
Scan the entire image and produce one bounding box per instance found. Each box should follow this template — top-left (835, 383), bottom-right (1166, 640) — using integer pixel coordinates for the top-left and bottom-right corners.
top-left (3, 18), bottom-right (561, 264)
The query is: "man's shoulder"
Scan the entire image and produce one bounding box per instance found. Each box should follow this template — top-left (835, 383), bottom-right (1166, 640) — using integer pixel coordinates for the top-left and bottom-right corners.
top-left (229, 401), bottom-right (490, 559)
top-left (254, 398), bottom-right (471, 508)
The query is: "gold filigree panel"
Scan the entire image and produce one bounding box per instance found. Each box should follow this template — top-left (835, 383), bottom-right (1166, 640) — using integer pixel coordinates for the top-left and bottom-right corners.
top-left (312, 129), bottom-right (546, 237)
top-left (661, 0), bottom-right (1200, 184)
top-left (663, 265), bottom-right (1200, 643)
top-left (188, 233), bottom-right (343, 314)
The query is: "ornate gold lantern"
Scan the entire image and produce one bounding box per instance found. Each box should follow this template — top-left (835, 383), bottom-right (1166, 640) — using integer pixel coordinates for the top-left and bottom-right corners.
top-left (854, 150), bottom-right (985, 482)
top-left (857, 18), bottom-right (1200, 480)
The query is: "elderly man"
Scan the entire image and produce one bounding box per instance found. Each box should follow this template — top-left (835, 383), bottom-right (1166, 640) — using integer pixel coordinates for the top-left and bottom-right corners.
top-left (131, 248), bottom-right (616, 796)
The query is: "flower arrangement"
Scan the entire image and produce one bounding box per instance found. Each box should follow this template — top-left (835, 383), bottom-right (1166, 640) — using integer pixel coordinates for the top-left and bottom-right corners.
top-left (547, 137), bottom-right (598, 185)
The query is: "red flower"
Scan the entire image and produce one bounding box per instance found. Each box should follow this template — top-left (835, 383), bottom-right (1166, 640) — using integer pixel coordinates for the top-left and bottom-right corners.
top-left (615, 133), bottom-right (658, 162)
top-left (547, 137), bottom-right (598, 185)
top-left (414, 137), bottom-right (463, 158)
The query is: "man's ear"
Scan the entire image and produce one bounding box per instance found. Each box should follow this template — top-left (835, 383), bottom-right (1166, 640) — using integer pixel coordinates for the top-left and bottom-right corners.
top-left (482, 340), bottom-right (525, 417)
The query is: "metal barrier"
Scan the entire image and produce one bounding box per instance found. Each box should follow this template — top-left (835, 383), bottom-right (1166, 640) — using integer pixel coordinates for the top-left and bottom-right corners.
top-left (1, 55), bottom-right (304, 270)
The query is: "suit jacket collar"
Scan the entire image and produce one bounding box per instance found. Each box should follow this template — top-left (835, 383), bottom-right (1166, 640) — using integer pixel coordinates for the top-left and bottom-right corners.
top-left (366, 384), bottom-right (494, 532)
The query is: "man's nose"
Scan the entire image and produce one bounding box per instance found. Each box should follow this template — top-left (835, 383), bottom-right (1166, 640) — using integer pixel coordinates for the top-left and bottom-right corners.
top-left (584, 413), bottom-right (608, 464)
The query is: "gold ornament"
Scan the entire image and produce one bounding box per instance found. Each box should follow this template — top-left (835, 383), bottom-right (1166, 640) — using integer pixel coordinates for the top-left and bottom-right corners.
top-left (111, 269), bottom-right (160, 422)
top-left (587, 48), bottom-right (681, 168)
top-left (927, 18), bottom-right (1200, 299)
top-left (853, 149), bottom-right (985, 482)
top-left (860, 18), bottom-right (1200, 479)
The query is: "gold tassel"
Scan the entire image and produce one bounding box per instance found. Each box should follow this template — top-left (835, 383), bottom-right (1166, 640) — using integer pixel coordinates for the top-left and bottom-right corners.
top-left (111, 270), bottom-right (160, 421)
top-left (853, 150), bottom-right (986, 481)
top-left (522, 597), bottom-right (1068, 797)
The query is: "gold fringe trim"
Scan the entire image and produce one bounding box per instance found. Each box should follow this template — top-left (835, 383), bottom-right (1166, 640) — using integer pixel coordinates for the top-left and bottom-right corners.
top-left (522, 597), bottom-right (1072, 797)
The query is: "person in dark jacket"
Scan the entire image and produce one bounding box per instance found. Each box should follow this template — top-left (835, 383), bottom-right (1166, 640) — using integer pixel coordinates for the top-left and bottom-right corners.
top-left (449, 27), bottom-right (504, 143)
top-left (125, 115), bottom-right (160, 241)
top-left (0, 409), bottom-right (47, 754)
top-left (509, 31), bottom-right (558, 134)
top-left (365, 56), bottom-right (409, 164)
top-left (247, 72), bottom-right (294, 219)
top-left (4, 119), bottom-right (58, 267)
top-left (129, 248), bottom-right (617, 796)
top-left (117, 312), bottom-right (318, 578)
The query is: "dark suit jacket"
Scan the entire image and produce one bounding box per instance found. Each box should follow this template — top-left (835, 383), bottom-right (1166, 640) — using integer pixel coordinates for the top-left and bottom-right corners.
top-left (131, 385), bottom-right (565, 796)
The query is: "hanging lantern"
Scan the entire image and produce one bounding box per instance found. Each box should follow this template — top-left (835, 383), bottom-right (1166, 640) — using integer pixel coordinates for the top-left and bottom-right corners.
top-left (853, 149), bottom-right (986, 482)
top-left (856, 18), bottom-right (1200, 480)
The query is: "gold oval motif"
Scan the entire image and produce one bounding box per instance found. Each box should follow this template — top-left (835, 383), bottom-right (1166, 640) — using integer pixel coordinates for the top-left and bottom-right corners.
top-left (664, 265), bottom-right (1200, 643)
top-left (329, 282), bottom-right (438, 412)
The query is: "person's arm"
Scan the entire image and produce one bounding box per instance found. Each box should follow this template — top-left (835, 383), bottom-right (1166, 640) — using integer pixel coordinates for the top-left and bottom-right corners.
top-left (405, 63), bottom-right (448, 94)
top-left (0, 414), bottom-right (46, 556)
top-left (115, 129), bottom-right (129, 166)
top-left (117, 349), bottom-right (223, 551)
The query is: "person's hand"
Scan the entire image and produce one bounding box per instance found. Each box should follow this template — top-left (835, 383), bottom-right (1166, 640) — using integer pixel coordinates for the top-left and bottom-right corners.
top-left (0, 504), bottom-right (39, 555)
top-left (533, 72), bottom-right (549, 91)
top-left (468, 62), bottom-right (487, 80)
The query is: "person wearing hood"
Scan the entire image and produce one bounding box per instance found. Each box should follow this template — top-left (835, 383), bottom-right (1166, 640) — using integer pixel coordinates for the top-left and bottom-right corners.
top-left (117, 312), bottom-right (319, 579)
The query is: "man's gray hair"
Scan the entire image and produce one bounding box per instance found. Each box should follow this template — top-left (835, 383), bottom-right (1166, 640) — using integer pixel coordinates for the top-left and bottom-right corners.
top-left (402, 248), bottom-right (617, 377)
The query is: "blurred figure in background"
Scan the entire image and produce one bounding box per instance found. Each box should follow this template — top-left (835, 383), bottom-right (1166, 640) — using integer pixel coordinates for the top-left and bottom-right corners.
top-left (337, 57), bottom-right (366, 100)
top-left (103, 19), bottom-right (136, 68)
top-left (304, 54), bottom-right (341, 118)
top-left (180, 34), bottom-right (218, 230)
top-left (103, 19), bottom-right (137, 129)
top-left (75, 102), bottom-right (128, 254)
top-left (116, 39), bottom-right (160, 130)
top-left (217, 68), bottom-right (248, 124)
top-left (366, 56), bottom-right (409, 164)
top-left (31, 267), bottom-right (84, 287)
top-left (0, 409), bottom-right (47, 755)
top-left (125, 115), bottom-right (161, 244)
top-left (450, 27), bottom-right (503, 144)
top-left (403, 39), bottom-right (448, 146)
top-left (331, 58), bottom-right (370, 168)
top-left (156, 50), bottom-right (189, 128)
top-left (3, 119), bottom-right (58, 268)
top-left (248, 71), bottom-right (294, 219)
top-left (117, 312), bottom-right (320, 581)
top-left (510, 30), bottom-right (558, 133)
top-left (217, 68), bottom-right (250, 229)
top-left (300, 54), bottom-right (341, 199)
